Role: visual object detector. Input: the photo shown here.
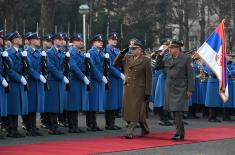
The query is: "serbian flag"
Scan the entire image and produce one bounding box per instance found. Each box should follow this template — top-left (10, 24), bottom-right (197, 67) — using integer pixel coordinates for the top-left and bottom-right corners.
top-left (197, 20), bottom-right (228, 102)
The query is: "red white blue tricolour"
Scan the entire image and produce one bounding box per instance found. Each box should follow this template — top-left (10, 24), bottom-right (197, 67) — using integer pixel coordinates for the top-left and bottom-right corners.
top-left (197, 20), bottom-right (228, 102)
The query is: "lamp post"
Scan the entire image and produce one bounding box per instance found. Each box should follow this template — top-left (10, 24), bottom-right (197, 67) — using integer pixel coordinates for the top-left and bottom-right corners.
top-left (79, 4), bottom-right (89, 51)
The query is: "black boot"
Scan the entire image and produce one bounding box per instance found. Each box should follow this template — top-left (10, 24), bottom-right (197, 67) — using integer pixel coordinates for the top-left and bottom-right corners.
top-left (48, 113), bottom-right (64, 135)
top-left (86, 112), bottom-right (94, 131)
top-left (7, 115), bottom-right (24, 138)
top-left (92, 112), bottom-right (103, 131)
top-left (72, 111), bottom-right (84, 133)
top-left (105, 110), bottom-right (112, 130)
top-left (32, 113), bottom-right (43, 136)
top-left (110, 110), bottom-right (121, 130)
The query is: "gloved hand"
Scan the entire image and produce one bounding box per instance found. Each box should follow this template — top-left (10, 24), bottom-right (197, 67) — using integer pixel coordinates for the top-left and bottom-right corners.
top-left (104, 53), bottom-right (110, 59)
top-left (144, 95), bottom-right (150, 102)
top-left (121, 47), bottom-right (130, 55)
top-left (1, 78), bottom-right (8, 87)
top-left (20, 76), bottom-right (27, 85)
top-left (41, 50), bottom-right (47, 57)
top-left (40, 74), bottom-right (47, 83)
top-left (83, 76), bottom-right (90, 85)
top-left (21, 51), bottom-right (27, 57)
top-left (63, 76), bottom-right (69, 84)
top-left (85, 53), bottom-right (90, 58)
top-left (120, 73), bottom-right (125, 81)
top-left (65, 52), bottom-right (70, 57)
top-left (2, 51), bottom-right (8, 57)
top-left (102, 76), bottom-right (108, 84)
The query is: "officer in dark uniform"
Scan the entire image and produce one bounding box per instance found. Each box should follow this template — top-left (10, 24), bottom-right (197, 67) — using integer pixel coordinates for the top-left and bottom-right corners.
top-left (156, 40), bottom-right (195, 140)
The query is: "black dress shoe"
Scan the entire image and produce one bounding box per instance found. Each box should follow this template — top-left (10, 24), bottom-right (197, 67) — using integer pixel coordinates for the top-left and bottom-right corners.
top-left (125, 134), bottom-right (133, 139)
top-left (26, 131), bottom-right (38, 136)
top-left (105, 125), bottom-right (113, 130)
top-left (113, 125), bottom-right (122, 130)
top-left (68, 127), bottom-right (85, 133)
top-left (87, 126), bottom-right (95, 132)
top-left (159, 121), bottom-right (173, 126)
top-left (8, 131), bottom-right (25, 138)
top-left (171, 135), bottom-right (184, 140)
top-left (48, 129), bottom-right (64, 135)
top-left (94, 126), bottom-right (103, 131)
top-left (208, 118), bottom-right (221, 122)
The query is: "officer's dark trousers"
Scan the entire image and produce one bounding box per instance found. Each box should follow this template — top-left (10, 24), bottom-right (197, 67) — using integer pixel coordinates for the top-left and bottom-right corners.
top-left (67, 111), bottom-right (79, 130)
top-left (105, 110), bottom-right (116, 126)
top-left (7, 115), bottom-right (18, 134)
top-left (86, 111), bottom-right (97, 127)
top-left (48, 113), bottom-right (58, 131)
top-left (173, 111), bottom-right (184, 136)
top-left (25, 112), bottom-right (37, 132)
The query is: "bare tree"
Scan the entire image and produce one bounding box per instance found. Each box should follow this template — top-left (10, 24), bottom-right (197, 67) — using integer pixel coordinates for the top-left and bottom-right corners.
top-left (40, 0), bottom-right (56, 34)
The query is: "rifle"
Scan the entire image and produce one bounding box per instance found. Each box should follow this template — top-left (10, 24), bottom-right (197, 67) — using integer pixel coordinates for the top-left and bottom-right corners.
top-left (103, 47), bottom-right (110, 90)
top-left (2, 19), bottom-right (10, 93)
top-left (21, 33), bottom-right (29, 91)
top-left (84, 49), bottom-right (91, 91)
top-left (63, 35), bottom-right (70, 91)
top-left (40, 51), bottom-right (49, 91)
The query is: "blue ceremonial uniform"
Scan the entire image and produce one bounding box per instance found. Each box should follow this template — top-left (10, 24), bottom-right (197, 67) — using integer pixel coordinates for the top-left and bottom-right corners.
top-left (198, 64), bottom-right (208, 105)
top-left (192, 61), bottom-right (200, 104)
top-left (26, 47), bottom-right (45, 113)
top-left (0, 55), bottom-right (8, 116)
top-left (88, 47), bottom-right (105, 112)
top-left (66, 47), bottom-right (89, 111)
top-left (7, 46), bottom-right (28, 115)
top-left (104, 45), bottom-right (123, 110)
top-left (45, 46), bottom-right (65, 113)
top-left (204, 65), bottom-right (223, 107)
top-left (154, 70), bottom-right (166, 108)
top-left (150, 68), bottom-right (161, 103)
top-left (227, 63), bottom-right (235, 108)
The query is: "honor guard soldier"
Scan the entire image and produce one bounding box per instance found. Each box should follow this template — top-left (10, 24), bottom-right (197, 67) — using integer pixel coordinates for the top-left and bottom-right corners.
top-left (6, 32), bottom-right (29, 138)
top-left (40, 34), bottom-right (52, 129)
top-left (156, 40), bottom-right (195, 140)
top-left (0, 51), bottom-right (9, 139)
top-left (204, 65), bottom-right (223, 122)
top-left (65, 33), bottom-right (89, 133)
top-left (104, 32), bottom-right (124, 130)
top-left (86, 34), bottom-right (107, 131)
top-left (45, 33), bottom-right (69, 135)
top-left (24, 32), bottom-right (46, 136)
top-left (113, 38), bottom-right (153, 139)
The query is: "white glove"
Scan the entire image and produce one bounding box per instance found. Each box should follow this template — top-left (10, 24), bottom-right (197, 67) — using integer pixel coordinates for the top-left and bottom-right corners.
top-left (20, 76), bottom-right (27, 85)
top-left (1, 78), bottom-right (8, 87)
top-left (83, 76), bottom-right (90, 85)
top-left (120, 73), bottom-right (125, 81)
top-left (2, 51), bottom-right (8, 57)
top-left (39, 74), bottom-right (47, 83)
top-left (85, 53), bottom-right (90, 58)
top-left (21, 51), bottom-right (27, 57)
top-left (102, 76), bottom-right (108, 84)
top-left (63, 76), bottom-right (69, 84)
top-left (65, 52), bottom-right (70, 57)
top-left (104, 53), bottom-right (110, 59)
top-left (41, 51), bottom-right (47, 57)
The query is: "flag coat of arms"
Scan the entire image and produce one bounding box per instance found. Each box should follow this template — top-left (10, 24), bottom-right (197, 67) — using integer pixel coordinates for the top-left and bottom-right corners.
top-left (197, 20), bottom-right (228, 102)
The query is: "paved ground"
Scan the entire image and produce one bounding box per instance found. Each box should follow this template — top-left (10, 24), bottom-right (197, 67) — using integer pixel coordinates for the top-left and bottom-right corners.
top-left (1, 112), bottom-right (235, 155)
